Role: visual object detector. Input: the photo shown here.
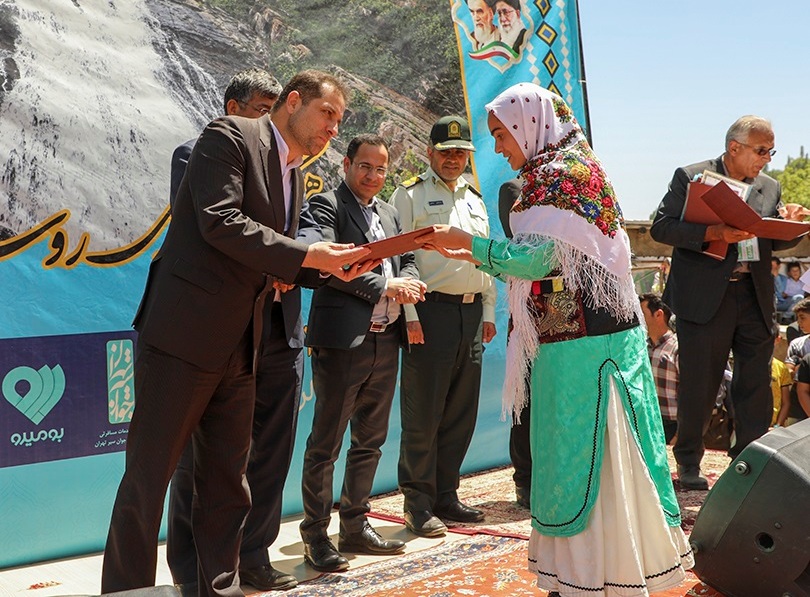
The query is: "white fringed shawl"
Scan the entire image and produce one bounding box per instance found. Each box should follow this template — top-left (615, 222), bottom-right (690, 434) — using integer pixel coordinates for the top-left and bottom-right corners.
top-left (501, 208), bottom-right (642, 422)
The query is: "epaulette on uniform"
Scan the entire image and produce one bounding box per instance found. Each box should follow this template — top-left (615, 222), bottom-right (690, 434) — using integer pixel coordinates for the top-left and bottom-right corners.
top-left (468, 185), bottom-right (483, 197)
top-left (401, 175), bottom-right (423, 189)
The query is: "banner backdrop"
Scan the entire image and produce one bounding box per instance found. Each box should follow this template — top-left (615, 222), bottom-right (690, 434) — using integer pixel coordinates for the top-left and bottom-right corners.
top-left (0, 0), bottom-right (585, 567)
top-left (451, 0), bottom-right (586, 219)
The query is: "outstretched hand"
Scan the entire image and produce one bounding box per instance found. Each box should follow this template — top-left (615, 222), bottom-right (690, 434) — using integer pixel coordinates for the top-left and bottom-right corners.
top-left (415, 225), bottom-right (480, 263)
top-left (415, 224), bottom-right (474, 250)
top-left (301, 242), bottom-right (379, 281)
top-left (430, 246), bottom-right (480, 264)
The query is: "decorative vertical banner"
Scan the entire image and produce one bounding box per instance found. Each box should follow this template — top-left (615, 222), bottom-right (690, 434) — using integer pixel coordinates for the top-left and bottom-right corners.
top-left (450, 0), bottom-right (587, 228)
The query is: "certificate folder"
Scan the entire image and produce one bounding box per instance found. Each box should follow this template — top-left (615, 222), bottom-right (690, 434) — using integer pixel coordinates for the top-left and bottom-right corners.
top-left (703, 182), bottom-right (810, 241)
top-left (360, 226), bottom-right (433, 261)
top-left (682, 181), bottom-right (727, 260)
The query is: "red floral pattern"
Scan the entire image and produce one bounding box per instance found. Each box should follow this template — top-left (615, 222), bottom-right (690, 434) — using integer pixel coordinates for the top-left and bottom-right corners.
top-left (516, 139), bottom-right (624, 238)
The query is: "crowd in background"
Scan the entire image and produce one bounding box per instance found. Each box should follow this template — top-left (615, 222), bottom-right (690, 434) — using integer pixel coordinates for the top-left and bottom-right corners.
top-left (640, 257), bottom-right (810, 457)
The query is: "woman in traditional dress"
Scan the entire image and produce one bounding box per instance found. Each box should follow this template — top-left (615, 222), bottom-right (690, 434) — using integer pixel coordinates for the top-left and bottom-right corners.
top-left (418, 82), bottom-right (694, 596)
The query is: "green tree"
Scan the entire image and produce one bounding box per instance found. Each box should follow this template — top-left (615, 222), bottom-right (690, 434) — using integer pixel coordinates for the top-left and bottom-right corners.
top-left (768, 154), bottom-right (810, 208)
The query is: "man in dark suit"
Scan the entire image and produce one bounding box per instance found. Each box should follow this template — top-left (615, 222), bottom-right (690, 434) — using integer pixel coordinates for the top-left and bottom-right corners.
top-left (101, 70), bottom-right (377, 597)
top-left (299, 135), bottom-right (426, 572)
top-left (651, 115), bottom-right (801, 489)
top-left (166, 69), bottom-right (315, 594)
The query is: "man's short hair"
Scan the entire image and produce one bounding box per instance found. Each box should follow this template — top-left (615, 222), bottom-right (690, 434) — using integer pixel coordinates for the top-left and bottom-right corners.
top-left (497, 0), bottom-right (521, 11)
top-left (272, 69), bottom-right (349, 113)
top-left (787, 260), bottom-right (802, 272)
top-left (223, 68), bottom-right (282, 114)
top-left (725, 115), bottom-right (773, 150)
top-left (793, 297), bottom-right (810, 314)
top-left (346, 134), bottom-right (389, 161)
top-left (639, 292), bottom-right (672, 322)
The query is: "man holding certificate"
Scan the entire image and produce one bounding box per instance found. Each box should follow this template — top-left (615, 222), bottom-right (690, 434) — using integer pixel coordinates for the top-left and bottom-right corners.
top-left (651, 115), bottom-right (803, 490)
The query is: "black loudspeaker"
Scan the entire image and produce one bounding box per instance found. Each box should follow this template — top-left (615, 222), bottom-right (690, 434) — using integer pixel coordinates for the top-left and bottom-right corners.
top-left (690, 419), bottom-right (810, 597)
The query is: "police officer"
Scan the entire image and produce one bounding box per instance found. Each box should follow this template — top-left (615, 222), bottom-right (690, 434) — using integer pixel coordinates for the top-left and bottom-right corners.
top-left (390, 115), bottom-right (497, 537)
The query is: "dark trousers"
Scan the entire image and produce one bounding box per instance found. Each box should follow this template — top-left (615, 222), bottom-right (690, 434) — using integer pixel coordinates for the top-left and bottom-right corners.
top-left (398, 298), bottom-right (483, 512)
top-left (662, 419), bottom-right (678, 444)
top-left (509, 399), bottom-right (532, 489)
top-left (674, 278), bottom-right (774, 468)
top-left (300, 325), bottom-right (400, 540)
top-left (167, 303), bottom-right (303, 582)
top-left (101, 332), bottom-right (254, 597)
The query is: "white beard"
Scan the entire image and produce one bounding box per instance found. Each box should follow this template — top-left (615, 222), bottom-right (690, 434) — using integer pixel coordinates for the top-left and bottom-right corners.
top-left (499, 23), bottom-right (522, 49)
top-left (473, 24), bottom-right (498, 48)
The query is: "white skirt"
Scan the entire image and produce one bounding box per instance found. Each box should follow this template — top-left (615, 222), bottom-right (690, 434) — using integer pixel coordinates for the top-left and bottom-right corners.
top-left (528, 378), bottom-right (694, 596)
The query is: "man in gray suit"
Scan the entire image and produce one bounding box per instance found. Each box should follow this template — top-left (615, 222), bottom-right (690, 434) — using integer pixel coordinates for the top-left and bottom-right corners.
top-left (651, 115), bottom-right (800, 489)
top-left (299, 134), bottom-right (426, 572)
top-left (101, 70), bottom-right (377, 597)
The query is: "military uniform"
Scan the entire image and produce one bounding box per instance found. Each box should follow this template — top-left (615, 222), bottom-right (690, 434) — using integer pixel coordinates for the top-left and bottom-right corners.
top-left (391, 167), bottom-right (496, 515)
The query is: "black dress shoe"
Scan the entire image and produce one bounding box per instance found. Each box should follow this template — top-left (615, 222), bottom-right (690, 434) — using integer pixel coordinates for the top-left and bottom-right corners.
top-left (339, 522), bottom-right (405, 554)
top-left (677, 465), bottom-right (709, 490)
top-left (239, 563), bottom-right (298, 591)
top-left (303, 536), bottom-right (349, 572)
top-left (404, 510), bottom-right (447, 537)
top-left (433, 500), bottom-right (485, 523)
top-left (515, 485), bottom-right (531, 509)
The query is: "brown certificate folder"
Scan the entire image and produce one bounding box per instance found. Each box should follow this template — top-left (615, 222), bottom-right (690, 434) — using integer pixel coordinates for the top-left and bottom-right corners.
top-left (703, 182), bottom-right (810, 241)
top-left (359, 226), bottom-right (433, 261)
top-left (682, 181), bottom-right (727, 260)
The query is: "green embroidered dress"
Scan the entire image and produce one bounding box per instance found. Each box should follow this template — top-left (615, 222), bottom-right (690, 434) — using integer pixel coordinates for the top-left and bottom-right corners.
top-left (472, 237), bottom-right (680, 535)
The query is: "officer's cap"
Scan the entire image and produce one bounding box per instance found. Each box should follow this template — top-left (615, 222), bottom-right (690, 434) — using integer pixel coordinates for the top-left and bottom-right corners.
top-left (430, 115), bottom-right (476, 151)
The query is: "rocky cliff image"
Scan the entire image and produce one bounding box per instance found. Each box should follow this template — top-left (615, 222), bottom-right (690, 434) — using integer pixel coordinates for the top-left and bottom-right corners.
top-left (0, 0), bottom-right (461, 251)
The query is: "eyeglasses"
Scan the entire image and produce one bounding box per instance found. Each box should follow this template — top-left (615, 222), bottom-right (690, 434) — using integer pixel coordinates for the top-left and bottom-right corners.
top-left (496, 7), bottom-right (516, 18)
top-left (353, 162), bottom-right (388, 178)
top-left (738, 142), bottom-right (776, 157)
top-left (237, 100), bottom-right (272, 115)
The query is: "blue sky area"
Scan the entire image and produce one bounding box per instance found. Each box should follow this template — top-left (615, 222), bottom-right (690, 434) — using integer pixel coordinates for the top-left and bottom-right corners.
top-left (577, 1), bottom-right (808, 220)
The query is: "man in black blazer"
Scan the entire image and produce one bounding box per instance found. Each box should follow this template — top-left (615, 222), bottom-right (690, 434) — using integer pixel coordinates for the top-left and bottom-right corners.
top-left (299, 135), bottom-right (426, 572)
top-left (165, 69), bottom-right (317, 593)
top-left (101, 71), bottom-right (376, 597)
top-left (651, 115), bottom-right (800, 489)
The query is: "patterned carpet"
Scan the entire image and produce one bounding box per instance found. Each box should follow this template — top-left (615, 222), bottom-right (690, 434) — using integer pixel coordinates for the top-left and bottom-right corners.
top-left (345, 447), bottom-right (732, 597)
top-left (251, 448), bottom-right (733, 596)
top-left (366, 447), bottom-right (732, 542)
top-left (275, 535), bottom-right (537, 596)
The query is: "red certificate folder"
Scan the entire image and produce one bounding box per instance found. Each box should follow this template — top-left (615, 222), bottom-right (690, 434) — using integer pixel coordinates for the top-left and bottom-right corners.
top-left (359, 226), bottom-right (433, 261)
top-left (703, 182), bottom-right (810, 241)
top-left (682, 181), bottom-right (727, 260)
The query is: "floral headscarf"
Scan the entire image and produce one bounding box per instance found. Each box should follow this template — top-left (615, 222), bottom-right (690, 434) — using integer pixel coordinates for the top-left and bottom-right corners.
top-left (486, 83), bottom-right (640, 421)
top-left (485, 82), bottom-right (627, 263)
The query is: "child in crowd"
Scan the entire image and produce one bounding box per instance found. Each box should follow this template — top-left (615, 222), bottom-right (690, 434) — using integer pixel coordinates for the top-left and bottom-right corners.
top-left (783, 298), bottom-right (810, 425)
top-left (770, 332), bottom-right (791, 427)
